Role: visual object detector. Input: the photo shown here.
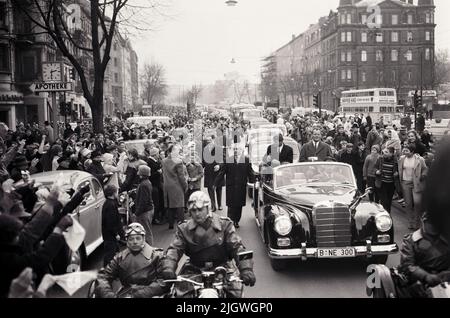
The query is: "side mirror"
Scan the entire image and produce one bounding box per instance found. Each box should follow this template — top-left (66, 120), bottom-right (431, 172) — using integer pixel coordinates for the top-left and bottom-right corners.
top-left (237, 250), bottom-right (253, 262)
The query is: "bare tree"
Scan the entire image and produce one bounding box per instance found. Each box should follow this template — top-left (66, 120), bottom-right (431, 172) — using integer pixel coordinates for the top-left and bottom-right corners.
top-left (277, 76), bottom-right (289, 107)
top-left (12, 0), bottom-right (168, 133)
top-left (433, 49), bottom-right (450, 91)
top-left (140, 61), bottom-right (167, 107)
top-left (186, 84), bottom-right (202, 105)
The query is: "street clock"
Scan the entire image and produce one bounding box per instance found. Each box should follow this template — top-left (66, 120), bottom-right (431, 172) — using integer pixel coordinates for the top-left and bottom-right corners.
top-left (42, 62), bottom-right (63, 82)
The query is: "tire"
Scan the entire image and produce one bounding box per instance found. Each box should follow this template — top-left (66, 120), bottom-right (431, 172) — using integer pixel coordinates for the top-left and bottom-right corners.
top-left (270, 258), bottom-right (288, 271)
top-left (372, 286), bottom-right (388, 299)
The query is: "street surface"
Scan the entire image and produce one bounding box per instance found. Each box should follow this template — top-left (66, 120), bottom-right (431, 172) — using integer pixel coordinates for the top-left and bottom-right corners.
top-left (48, 194), bottom-right (409, 298)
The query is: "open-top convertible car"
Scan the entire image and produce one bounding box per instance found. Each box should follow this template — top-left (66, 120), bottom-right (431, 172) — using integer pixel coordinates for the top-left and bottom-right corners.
top-left (252, 162), bottom-right (398, 271)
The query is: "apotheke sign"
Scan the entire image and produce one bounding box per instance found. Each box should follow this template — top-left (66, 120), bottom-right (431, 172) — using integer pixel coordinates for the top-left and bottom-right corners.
top-left (31, 82), bottom-right (73, 92)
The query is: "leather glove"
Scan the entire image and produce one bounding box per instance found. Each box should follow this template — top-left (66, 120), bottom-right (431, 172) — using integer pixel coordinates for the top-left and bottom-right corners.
top-left (79, 183), bottom-right (90, 195)
top-left (56, 215), bottom-right (73, 231)
top-left (240, 269), bottom-right (256, 287)
top-left (424, 274), bottom-right (441, 287)
top-left (161, 270), bottom-right (177, 281)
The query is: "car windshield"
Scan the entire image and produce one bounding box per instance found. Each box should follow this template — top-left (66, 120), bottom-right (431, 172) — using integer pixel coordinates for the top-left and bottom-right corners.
top-left (242, 110), bottom-right (261, 118)
top-left (274, 164), bottom-right (354, 189)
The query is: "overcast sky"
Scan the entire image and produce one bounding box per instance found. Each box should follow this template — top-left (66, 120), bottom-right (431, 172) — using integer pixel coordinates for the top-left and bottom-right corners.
top-left (132, 0), bottom-right (450, 86)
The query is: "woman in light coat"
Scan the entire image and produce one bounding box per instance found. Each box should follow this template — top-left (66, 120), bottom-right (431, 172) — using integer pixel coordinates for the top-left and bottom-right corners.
top-left (398, 143), bottom-right (428, 230)
top-left (161, 144), bottom-right (188, 230)
top-left (102, 153), bottom-right (120, 189)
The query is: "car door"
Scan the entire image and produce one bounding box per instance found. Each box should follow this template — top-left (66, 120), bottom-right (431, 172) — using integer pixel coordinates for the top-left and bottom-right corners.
top-left (75, 177), bottom-right (104, 256)
top-left (88, 177), bottom-right (105, 253)
top-left (75, 178), bottom-right (97, 251)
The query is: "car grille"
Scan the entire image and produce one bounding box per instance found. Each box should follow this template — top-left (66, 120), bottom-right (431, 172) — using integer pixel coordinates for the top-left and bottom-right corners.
top-left (313, 202), bottom-right (352, 248)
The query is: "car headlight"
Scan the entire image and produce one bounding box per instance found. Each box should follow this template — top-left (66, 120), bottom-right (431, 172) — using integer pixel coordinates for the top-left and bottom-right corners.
top-left (274, 215), bottom-right (292, 236)
top-left (375, 214), bottom-right (392, 233)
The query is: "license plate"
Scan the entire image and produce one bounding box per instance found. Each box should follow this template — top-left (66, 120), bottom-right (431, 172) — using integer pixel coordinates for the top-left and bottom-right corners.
top-left (317, 248), bottom-right (356, 258)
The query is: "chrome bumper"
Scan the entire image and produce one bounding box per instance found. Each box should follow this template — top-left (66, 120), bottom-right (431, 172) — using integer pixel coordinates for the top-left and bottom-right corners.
top-left (269, 241), bottom-right (399, 260)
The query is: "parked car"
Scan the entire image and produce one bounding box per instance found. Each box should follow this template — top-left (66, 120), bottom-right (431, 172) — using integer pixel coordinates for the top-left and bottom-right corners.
top-left (239, 109), bottom-right (263, 121)
top-left (249, 118), bottom-right (270, 129)
top-left (126, 116), bottom-right (171, 127)
top-left (16, 171), bottom-right (106, 270)
top-left (252, 162), bottom-right (398, 271)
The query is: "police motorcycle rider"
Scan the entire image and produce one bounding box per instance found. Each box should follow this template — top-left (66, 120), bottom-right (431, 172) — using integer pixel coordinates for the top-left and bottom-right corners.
top-left (93, 223), bottom-right (169, 298)
top-left (368, 139), bottom-right (450, 298)
top-left (161, 191), bottom-right (256, 298)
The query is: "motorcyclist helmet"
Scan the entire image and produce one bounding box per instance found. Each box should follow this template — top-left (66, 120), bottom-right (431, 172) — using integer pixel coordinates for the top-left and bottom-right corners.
top-left (125, 223), bottom-right (146, 238)
top-left (187, 191), bottom-right (211, 210)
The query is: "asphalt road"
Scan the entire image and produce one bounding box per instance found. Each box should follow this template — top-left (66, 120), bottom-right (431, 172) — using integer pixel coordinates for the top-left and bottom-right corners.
top-left (48, 195), bottom-right (410, 298)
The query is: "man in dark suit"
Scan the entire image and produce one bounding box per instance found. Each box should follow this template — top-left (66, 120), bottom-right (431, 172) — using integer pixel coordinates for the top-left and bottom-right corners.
top-left (265, 133), bottom-right (294, 164)
top-left (215, 145), bottom-right (252, 228)
top-left (146, 148), bottom-right (164, 224)
top-left (300, 129), bottom-right (333, 162)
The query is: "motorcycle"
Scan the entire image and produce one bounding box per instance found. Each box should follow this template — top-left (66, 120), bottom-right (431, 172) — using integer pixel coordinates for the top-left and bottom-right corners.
top-left (367, 265), bottom-right (450, 298)
top-left (163, 251), bottom-right (253, 299)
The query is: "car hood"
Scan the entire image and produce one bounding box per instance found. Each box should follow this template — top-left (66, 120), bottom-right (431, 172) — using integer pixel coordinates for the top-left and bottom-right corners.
top-left (275, 185), bottom-right (356, 207)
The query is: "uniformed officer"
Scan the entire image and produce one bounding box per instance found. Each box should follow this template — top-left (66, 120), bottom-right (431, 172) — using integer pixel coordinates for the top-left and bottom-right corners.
top-left (161, 191), bottom-right (256, 298)
top-left (95, 223), bottom-right (168, 298)
top-left (397, 215), bottom-right (450, 297)
top-left (397, 139), bottom-right (450, 297)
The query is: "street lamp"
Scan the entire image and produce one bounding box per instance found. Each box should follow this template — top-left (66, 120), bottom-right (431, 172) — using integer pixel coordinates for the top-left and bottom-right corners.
top-left (225, 0), bottom-right (238, 6)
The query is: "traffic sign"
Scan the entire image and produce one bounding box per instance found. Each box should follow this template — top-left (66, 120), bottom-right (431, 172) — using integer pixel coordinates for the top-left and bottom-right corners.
top-left (31, 82), bottom-right (73, 92)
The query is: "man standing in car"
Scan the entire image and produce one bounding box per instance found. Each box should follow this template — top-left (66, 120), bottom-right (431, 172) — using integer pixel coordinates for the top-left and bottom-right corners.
top-left (265, 133), bottom-right (294, 164)
top-left (300, 129), bottom-right (333, 162)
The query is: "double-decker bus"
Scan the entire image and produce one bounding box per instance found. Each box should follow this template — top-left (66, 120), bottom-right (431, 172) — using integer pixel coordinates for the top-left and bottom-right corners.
top-left (339, 88), bottom-right (402, 124)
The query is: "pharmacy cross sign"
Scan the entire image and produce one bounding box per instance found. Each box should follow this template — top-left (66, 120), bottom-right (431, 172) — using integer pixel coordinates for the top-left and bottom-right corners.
top-left (31, 82), bottom-right (73, 93)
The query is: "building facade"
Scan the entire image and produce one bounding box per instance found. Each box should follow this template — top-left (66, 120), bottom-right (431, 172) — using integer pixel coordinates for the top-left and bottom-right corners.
top-left (104, 33), bottom-right (139, 115)
top-left (0, 0), bottom-right (139, 129)
top-left (263, 0), bottom-right (436, 113)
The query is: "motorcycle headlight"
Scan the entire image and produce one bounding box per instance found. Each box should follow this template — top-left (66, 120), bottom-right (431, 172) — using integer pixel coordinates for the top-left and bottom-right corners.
top-left (375, 214), bottom-right (392, 233)
top-left (274, 215), bottom-right (292, 236)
